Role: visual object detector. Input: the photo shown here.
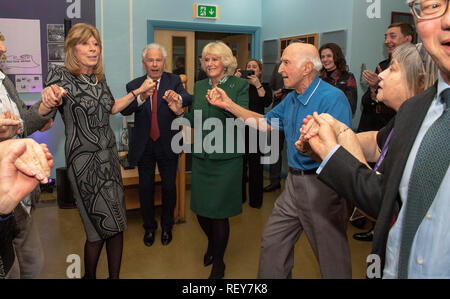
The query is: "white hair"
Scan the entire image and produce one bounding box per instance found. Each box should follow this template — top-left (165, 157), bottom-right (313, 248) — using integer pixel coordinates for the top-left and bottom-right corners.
top-left (297, 56), bottom-right (323, 73)
top-left (142, 43), bottom-right (167, 60)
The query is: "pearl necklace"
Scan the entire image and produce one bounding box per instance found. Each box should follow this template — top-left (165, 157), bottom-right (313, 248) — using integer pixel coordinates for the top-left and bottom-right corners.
top-left (80, 74), bottom-right (98, 86)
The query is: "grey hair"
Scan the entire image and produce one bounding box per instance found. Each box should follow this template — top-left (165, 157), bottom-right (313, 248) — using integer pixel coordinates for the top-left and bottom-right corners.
top-left (392, 42), bottom-right (438, 96)
top-left (297, 55), bottom-right (323, 73)
top-left (142, 43), bottom-right (167, 60)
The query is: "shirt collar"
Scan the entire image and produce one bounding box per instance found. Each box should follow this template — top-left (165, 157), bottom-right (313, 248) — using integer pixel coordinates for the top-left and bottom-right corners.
top-left (437, 71), bottom-right (450, 104)
top-left (147, 75), bottom-right (161, 83)
top-left (208, 75), bottom-right (229, 86)
top-left (294, 75), bottom-right (321, 106)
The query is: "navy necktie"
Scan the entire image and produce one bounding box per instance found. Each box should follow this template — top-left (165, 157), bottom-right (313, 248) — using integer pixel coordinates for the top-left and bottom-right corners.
top-left (398, 88), bottom-right (450, 278)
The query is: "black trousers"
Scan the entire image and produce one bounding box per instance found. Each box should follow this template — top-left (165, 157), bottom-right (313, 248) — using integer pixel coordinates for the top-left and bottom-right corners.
top-left (269, 130), bottom-right (285, 185)
top-left (242, 152), bottom-right (263, 207)
top-left (137, 138), bottom-right (178, 232)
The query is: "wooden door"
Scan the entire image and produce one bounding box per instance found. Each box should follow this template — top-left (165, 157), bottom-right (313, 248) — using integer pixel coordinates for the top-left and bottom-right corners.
top-left (221, 34), bottom-right (250, 70)
top-left (154, 29), bottom-right (195, 94)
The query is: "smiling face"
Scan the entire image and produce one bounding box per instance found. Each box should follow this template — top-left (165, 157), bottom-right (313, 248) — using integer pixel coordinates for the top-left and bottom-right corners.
top-left (415, 5), bottom-right (450, 82)
top-left (246, 60), bottom-right (262, 78)
top-left (204, 54), bottom-right (225, 82)
top-left (320, 48), bottom-right (336, 71)
top-left (143, 48), bottom-right (164, 80)
top-left (384, 26), bottom-right (411, 54)
top-left (74, 35), bottom-right (100, 74)
top-left (377, 59), bottom-right (412, 111)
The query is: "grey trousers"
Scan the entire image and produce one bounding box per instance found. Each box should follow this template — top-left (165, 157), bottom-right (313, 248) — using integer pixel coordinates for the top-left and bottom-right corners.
top-left (9, 206), bottom-right (44, 279)
top-left (258, 173), bottom-right (351, 278)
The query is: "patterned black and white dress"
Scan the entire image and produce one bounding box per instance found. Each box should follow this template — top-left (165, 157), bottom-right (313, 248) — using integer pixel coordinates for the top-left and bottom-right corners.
top-left (46, 66), bottom-right (127, 241)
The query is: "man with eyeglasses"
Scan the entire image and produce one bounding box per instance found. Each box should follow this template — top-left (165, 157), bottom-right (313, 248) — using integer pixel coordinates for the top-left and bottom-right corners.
top-left (300, 0), bottom-right (450, 278)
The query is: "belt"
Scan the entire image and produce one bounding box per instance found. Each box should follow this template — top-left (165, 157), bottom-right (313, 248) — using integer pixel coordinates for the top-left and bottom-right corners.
top-left (288, 167), bottom-right (317, 176)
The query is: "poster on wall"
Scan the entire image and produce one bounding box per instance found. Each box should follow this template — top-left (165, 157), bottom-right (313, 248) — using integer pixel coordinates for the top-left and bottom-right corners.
top-left (15, 74), bottom-right (43, 93)
top-left (0, 18), bottom-right (42, 76)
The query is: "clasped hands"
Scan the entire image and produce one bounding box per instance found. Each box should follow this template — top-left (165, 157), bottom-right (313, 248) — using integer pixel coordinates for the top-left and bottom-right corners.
top-left (0, 110), bottom-right (22, 141)
top-left (0, 138), bottom-right (54, 214)
top-left (295, 112), bottom-right (345, 161)
top-left (41, 84), bottom-right (68, 111)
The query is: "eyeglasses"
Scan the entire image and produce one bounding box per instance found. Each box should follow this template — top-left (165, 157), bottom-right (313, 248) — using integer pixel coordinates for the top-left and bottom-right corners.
top-left (409, 0), bottom-right (449, 19)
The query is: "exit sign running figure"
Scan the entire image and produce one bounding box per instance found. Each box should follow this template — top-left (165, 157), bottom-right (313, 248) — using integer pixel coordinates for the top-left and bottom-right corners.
top-left (193, 4), bottom-right (219, 19)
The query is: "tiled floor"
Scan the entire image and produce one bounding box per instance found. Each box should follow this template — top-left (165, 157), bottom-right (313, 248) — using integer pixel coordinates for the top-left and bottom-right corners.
top-left (34, 177), bottom-right (372, 279)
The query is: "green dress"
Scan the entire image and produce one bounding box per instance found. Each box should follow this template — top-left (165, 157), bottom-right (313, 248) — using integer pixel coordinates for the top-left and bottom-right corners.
top-left (185, 76), bottom-right (249, 219)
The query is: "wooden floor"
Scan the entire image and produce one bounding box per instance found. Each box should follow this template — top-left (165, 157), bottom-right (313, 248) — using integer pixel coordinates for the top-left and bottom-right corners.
top-left (35, 174), bottom-right (372, 279)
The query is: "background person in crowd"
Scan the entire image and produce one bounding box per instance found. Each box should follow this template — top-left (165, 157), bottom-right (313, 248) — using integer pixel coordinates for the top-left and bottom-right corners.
top-left (0, 32), bottom-right (58, 279)
top-left (203, 42), bottom-right (353, 278)
top-left (41, 23), bottom-right (153, 279)
top-left (122, 43), bottom-right (192, 247)
top-left (165, 41), bottom-right (249, 279)
top-left (319, 42), bottom-right (357, 116)
top-left (355, 22), bottom-right (414, 240)
top-left (263, 61), bottom-right (290, 193)
top-left (298, 0), bottom-right (450, 277)
top-left (235, 59), bottom-right (272, 208)
top-left (0, 139), bottom-right (54, 279)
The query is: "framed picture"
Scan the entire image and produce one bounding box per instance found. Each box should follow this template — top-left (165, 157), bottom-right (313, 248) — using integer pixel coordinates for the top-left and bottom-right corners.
top-left (279, 33), bottom-right (318, 58)
top-left (47, 43), bottom-right (65, 61)
top-left (47, 24), bottom-right (65, 42)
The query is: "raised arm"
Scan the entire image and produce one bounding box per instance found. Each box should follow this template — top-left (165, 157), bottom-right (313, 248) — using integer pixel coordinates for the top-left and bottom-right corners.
top-left (206, 87), bottom-right (270, 131)
top-left (111, 79), bottom-right (155, 115)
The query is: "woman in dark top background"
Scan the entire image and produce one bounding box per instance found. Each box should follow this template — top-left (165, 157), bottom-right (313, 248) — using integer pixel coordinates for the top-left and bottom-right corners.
top-left (319, 43), bottom-right (357, 116)
top-left (235, 59), bottom-right (272, 208)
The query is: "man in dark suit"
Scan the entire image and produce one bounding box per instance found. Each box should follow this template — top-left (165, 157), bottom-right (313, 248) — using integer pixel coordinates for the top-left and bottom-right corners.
top-left (303, 0), bottom-right (450, 278)
top-left (122, 43), bottom-right (192, 246)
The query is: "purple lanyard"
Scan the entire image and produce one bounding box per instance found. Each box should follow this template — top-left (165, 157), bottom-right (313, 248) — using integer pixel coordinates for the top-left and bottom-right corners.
top-left (373, 129), bottom-right (394, 172)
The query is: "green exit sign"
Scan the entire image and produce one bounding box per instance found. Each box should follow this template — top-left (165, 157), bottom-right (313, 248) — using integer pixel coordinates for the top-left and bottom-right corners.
top-left (194, 4), bottom-right (219, 19)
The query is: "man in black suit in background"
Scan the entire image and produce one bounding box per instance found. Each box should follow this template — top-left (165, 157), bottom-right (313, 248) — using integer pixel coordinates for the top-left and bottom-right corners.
top-left (122, 43), bottom-right (192, 246)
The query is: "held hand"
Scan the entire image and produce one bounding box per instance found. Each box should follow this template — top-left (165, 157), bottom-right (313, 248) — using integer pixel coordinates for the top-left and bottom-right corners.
top-left (41, 84), bottom-right (66, 109)
top-left (0, 139), bottom-right (54, 213)
top-left (0, 111), bottom-right (23, 141)
top-left (307, 112), bottom-right (339, 160)
top-left (206, 87), bottom-right (232, 110)
top-left (138, 79), bottom-right (156, 97)
top-left (234, 69), bottom-right (242, 78)
top-left (162, 90), bottom-right (183, 115)
top-left (362, 70), bottom-right (380, 89)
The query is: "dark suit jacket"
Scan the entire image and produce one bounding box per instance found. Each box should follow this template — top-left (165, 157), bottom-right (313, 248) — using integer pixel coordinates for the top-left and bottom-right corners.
top-left (121, 72), bottom-right (192, 166)
top-left (318, 83), bottom-right (438, 272)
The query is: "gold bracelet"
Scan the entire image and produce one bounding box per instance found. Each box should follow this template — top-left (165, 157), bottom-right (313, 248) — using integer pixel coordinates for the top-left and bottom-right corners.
top-left (337, 127), bottom-right (350, 138)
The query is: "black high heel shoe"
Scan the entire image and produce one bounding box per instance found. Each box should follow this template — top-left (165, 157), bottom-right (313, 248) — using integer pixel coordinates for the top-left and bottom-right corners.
top-left (208, 263), bottom-right (225, 279)
top-left (203, 253), bottom-right (213, 267)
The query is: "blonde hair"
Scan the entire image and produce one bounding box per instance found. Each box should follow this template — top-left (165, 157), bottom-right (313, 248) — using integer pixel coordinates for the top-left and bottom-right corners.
top-left (392, 43), bottom-right (437, 96)
top-left (64, 23), bottom-right (104, 81)
top-left (201, 41), bottom-right (237, 76)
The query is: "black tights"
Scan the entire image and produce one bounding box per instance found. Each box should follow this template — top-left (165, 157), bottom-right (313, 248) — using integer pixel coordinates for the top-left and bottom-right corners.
top-left (83, 231), bottom-right (123, 279)
top-left (196, 215), bottom-right (229, 268)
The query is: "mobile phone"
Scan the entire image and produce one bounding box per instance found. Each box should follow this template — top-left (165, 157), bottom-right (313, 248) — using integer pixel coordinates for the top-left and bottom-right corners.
top-left (240, 70), bottom-right (255, 78)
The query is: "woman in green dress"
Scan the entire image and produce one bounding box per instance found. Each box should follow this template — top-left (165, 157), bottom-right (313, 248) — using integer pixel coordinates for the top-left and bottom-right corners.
top-left (167, 41), bottom-right (248, 278)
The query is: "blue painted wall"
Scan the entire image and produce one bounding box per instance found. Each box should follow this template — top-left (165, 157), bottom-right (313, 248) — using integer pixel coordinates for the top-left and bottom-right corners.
top-left (3, 0), bottom-right (412, 176)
